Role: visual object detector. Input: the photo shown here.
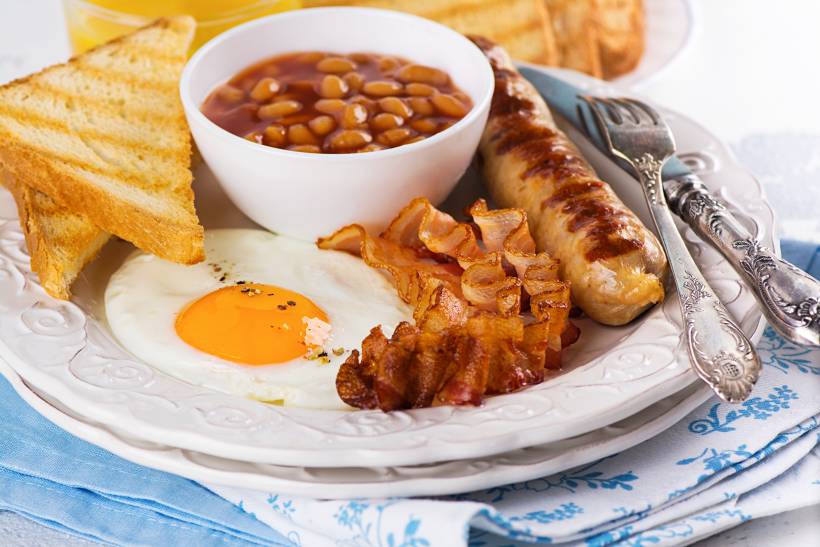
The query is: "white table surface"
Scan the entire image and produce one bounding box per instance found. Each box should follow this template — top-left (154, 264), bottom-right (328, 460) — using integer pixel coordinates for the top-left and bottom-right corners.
top-left (0, 0), bottom-right (817, 545)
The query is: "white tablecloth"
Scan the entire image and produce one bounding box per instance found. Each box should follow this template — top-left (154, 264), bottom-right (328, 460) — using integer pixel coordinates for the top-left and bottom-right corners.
top-left (0, 0), bottom-right (817, 544)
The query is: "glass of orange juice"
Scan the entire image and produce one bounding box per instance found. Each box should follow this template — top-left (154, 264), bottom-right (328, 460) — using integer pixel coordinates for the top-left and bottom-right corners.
top-left (63, 0), bottom-right (302, 54)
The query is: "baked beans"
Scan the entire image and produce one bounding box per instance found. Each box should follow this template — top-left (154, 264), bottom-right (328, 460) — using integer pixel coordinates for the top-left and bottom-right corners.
top-left (201, 51), bottom-right (473, 154)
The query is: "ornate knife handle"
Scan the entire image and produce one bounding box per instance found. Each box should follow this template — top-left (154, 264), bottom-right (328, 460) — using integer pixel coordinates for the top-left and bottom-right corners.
top-left (633, 160), bottom-right (761, 403)
top-left (666, 174), bottom-right (820, 348)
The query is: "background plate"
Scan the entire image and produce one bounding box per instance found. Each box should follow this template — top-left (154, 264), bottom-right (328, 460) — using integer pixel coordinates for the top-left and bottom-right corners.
top-left (0, 68), bottom-right (772, 468)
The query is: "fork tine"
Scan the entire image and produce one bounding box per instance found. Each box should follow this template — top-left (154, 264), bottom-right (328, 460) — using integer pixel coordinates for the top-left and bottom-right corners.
top-left (622, 98), bottom-right (662, 125)
top-left (580, 96), bottom-right (617, 152)
top-left (584, 96), bottom-right (623, 125)
top-left (577, 103), bottom-right (594, 137)
top-left (598, 98), bottom-right (624, 125)
top-left (611, 98), bottom-right (653, 125)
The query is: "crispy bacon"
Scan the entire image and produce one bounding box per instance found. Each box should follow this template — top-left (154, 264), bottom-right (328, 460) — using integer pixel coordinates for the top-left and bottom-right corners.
top-left (319, 198), bottom-right (578, 410)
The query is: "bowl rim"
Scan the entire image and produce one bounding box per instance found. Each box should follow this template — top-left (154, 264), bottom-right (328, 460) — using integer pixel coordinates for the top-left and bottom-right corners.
top-left (179, 6), bottom-right (495, 161)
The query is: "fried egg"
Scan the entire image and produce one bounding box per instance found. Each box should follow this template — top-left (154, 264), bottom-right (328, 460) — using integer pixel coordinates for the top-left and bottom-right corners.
top-left (105, 229), bottom-right (413, 410)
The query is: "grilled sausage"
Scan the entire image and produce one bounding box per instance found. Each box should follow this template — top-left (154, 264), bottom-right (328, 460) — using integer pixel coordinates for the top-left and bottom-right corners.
top-left (472, 37), bottom-right (666, 325)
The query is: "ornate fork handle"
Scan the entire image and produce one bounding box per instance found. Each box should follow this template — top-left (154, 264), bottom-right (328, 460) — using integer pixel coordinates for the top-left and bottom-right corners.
top-left (667, 175), bottom-right (820, 347)
top-left (633, 156), bottom-right (761, 402)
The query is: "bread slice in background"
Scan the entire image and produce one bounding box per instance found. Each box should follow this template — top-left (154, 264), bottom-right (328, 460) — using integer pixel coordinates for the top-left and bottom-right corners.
top-left (592, 0), bottom-right (645, 78)
top-left (303, 0), bottom-right (559, 65)
top-left (2, 168), bottom-right (109, 299)
top-left (0, 16), bottom-right (203, 265)
top-left (545, 0), bottom-right (602, 78)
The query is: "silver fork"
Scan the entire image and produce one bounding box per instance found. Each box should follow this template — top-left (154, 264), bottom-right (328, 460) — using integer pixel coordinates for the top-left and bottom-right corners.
top-left (583, 96), bottom-right (762, 403)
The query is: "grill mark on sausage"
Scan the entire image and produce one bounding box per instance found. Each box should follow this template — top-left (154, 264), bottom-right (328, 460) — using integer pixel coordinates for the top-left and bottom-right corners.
top-left (480, 43), bottom-right (643, 262)
top-left (487, 66), bottom-right (536, 116)
top-left (490, 122), bottom-right (589, 181)
top-left (544, 181), bottom-right (636, 259)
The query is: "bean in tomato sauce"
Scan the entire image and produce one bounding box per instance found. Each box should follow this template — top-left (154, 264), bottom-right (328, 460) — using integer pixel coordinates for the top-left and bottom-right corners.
top-left (201, 51), bottom-right (473, 153)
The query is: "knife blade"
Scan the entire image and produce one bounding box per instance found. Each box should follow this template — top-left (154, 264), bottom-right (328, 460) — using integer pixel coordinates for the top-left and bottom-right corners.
top-left (518, 66), bottom-right (820, 347)
top-left (518, 66), bottom-right (691, 180)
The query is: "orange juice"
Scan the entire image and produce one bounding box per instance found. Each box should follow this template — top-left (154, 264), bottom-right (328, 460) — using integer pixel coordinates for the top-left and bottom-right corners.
top-left (63, 0), bottom-right (302, 54)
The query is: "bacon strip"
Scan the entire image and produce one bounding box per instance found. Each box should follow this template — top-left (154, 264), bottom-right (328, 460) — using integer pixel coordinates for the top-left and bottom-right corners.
top-left (319, 198), bottom-right (578, 410)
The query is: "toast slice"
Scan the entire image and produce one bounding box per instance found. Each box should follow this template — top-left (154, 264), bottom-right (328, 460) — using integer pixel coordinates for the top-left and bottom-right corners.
top-left (0, 16), bottom-right (203, 264)
top-left (303, 0), bottom-right (559, 65)
top-left (592, 0), bottom-right (645, 78)
top-left (2, 168), bottom-right (109, 299)
top-left (544, 0), bottom-right (603, 78)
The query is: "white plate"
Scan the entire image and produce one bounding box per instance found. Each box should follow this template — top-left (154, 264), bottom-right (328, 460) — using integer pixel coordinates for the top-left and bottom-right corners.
top-left (614, 0), bottom-right (696, 87)
top-left (0, 68), bottom-right (773, 468)
top-left (0, 358), bottom-right (712, 498)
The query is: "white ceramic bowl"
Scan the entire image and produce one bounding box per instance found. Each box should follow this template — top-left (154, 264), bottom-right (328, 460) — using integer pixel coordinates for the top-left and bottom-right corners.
top-left (181, 7), bottom-right (494, 240)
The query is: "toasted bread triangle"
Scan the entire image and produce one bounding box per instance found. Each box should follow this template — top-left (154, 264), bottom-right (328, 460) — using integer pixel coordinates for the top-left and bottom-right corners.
top-left (303, 0), bottom-right (559, 65)
top-left (2, 168), bottom-right (110, 299)
top-left (545, 0), bottom-right (603, 78)
top-left (0, 16), bottom-right (203, 267)
top-left (593, 0), bottom-right (645, 79)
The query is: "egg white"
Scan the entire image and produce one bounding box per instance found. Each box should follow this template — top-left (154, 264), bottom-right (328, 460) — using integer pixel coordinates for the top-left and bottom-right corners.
top-left (104, 229), bottom-right (413, 410)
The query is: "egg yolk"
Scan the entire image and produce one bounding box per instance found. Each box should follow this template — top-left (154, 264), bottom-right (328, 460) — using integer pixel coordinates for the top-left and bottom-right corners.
top-left (175, 283), bottom-right (329, 365)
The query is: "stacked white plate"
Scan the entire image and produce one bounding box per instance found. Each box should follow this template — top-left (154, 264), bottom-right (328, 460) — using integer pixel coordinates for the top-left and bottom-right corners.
top-left (0, 55), bottom-right (775, 498)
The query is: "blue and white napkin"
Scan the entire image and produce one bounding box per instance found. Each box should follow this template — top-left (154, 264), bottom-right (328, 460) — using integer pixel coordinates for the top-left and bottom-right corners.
top-left (209, 328), bottom-right (820, 546)
top-left (0, 241), bottom-right (818, 546)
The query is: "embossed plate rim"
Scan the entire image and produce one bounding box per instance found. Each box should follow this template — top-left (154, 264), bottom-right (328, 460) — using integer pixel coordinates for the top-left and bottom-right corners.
top-left (0, 358), bottom-right (712, 498)
top-left (0, 68), bottom-right (774, 467)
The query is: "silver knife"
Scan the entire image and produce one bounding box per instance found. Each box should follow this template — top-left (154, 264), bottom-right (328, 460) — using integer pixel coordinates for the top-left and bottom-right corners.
top-left (519, 66), bottom-right (820, 347)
